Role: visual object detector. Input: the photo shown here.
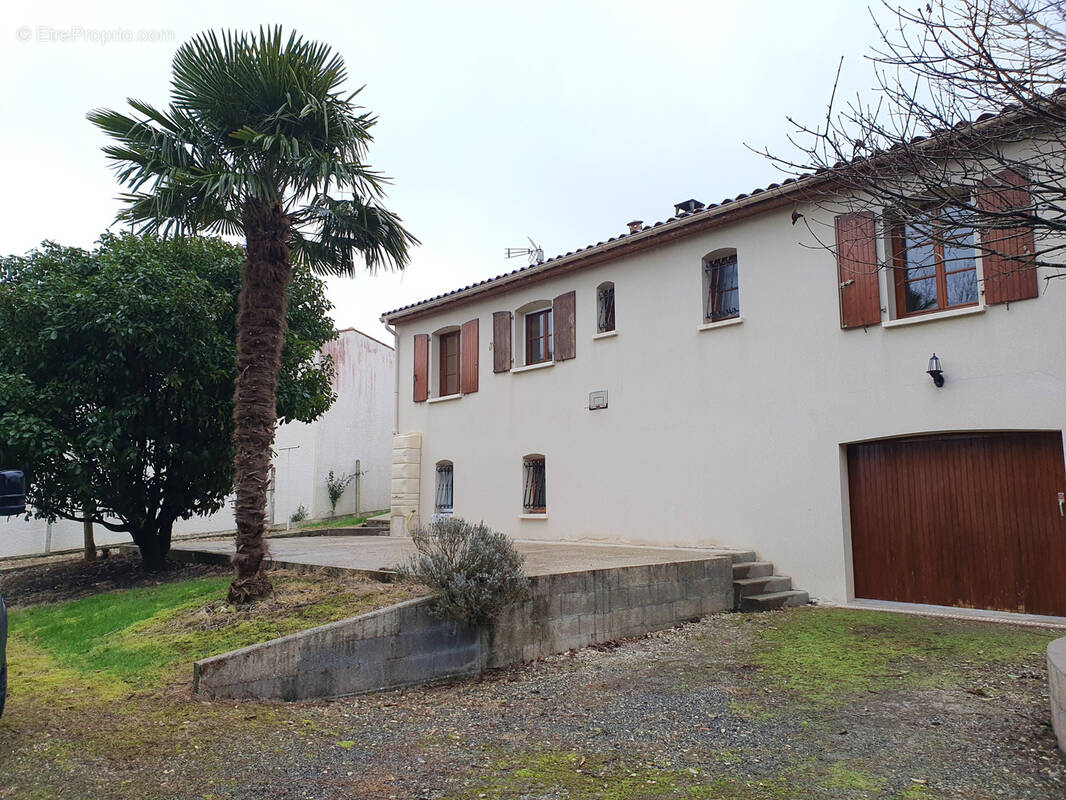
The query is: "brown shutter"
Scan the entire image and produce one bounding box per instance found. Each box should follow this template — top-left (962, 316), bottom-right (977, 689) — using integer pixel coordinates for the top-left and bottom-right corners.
top-left (835, 212), bottom-right (881, 329)
top-left (460, 318), bottom-right (479, 394)
top-left (553, 291), bottom-right (576, 360)
top-left (492, 311), bottom-right (512, 373)
top-left (412, 333), bottom-right (429, 402)
top-left (977, 168), bottom-right (1038, 305)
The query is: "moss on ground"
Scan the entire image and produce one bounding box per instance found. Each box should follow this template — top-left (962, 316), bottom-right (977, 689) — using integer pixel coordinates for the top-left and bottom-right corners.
top-left (821, 762), bottom-right (885, 792)
top-left (737, 607), bottom-right (1056, 706)
top-left (443, 750), bottom-right (793, 800)
top-left (446, 749), bottom-right (952, 800)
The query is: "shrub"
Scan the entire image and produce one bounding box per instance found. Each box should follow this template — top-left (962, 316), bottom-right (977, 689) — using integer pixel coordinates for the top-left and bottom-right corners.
top-left (289, 505), bottom-right (308, 524)
top-left (325, 469), bottom-right (355, 516)
top-left (399, 517), bottom-right (529, 625)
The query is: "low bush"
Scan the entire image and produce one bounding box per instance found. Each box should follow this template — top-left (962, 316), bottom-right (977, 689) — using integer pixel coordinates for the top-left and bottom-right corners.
top-left (325, 470), bottom-right (355, 516)
top-left (399, 517), bottom-right (529, 625)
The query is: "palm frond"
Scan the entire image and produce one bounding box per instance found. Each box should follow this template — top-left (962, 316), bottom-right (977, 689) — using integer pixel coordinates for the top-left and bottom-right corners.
top-left (89, 26), bottom-right (415, 270)
top-left (291, 195), bottom-right (419, 276)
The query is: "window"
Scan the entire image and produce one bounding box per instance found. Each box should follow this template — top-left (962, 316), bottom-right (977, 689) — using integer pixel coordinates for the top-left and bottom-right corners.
top-left (892, 206), bottom-right (978, 316)
top-left (597, 282), bottom-right (616, 333)
top-left (703, 251), bottom-right (740, 322)
top-left (522, 456), bottom-right (546, 513)
top-left (434, 461), bottom-right (453, 514)
top-left (438, 330), bottom-right (460, 396)
top-left (525, 308), bottom-right (553, 365)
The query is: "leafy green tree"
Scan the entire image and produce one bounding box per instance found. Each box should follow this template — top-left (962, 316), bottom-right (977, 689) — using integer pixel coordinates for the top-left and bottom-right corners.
top-left (89, 26), bottom-right (416, 601)
top-left (0, 233), bottom-right (336, 571)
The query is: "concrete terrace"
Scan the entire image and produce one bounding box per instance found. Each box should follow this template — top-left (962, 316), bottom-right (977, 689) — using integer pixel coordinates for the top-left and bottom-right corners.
top-left (170, 535), bottom-right (752, 577)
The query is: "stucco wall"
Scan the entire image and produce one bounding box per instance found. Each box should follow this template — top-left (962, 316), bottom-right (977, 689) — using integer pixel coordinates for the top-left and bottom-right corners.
top-left (393, 202), bottom-right (1066, 604)
top-left (0, 328), bottom-right (395, 559)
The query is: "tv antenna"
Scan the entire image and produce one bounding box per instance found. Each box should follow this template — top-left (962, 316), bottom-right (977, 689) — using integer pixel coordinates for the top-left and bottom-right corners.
top-left (505, 236), bottom-right (544, 265)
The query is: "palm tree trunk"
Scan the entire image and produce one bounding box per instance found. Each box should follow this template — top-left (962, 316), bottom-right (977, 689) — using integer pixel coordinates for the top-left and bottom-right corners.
top-left (229, 198), bottom-right (292, 603)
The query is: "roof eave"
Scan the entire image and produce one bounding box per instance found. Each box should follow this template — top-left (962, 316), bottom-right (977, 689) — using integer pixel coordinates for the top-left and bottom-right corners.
top-left (381, 174), bottom-right (829, 325)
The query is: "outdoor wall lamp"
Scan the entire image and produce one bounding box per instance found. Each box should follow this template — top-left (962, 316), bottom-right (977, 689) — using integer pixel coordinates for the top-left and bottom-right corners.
top-left (927, 353), bottom-right (945, 388)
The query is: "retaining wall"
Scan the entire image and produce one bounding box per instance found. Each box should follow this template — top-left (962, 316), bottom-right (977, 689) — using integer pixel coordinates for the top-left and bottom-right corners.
top-left (194, 557), bottom-right (731, 700)
top-left (1050, 637), bottom-right (1066, 755)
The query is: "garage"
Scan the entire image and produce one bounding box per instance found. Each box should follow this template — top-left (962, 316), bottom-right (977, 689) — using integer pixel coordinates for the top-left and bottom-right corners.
top-left (847, 431), bottom-right (1066, 616)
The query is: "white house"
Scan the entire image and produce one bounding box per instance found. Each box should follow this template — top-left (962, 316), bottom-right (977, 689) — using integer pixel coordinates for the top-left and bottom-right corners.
top-left (0, 327), bottom-right (394, 559)
top-left (382, 162), bottom-right (1066, 616)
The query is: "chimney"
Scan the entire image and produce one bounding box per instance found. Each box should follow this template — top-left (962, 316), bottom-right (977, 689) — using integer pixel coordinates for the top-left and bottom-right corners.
top-left (673, 198), bottom-right (705, 216)
top-left (626, 220), bottom-right (643, 234)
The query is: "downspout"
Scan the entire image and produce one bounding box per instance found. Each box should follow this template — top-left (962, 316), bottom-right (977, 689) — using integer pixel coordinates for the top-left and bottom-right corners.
top-left (383, 320), bottom-right (401, 537)
top-left (383, 321), bottom-right (400, 435)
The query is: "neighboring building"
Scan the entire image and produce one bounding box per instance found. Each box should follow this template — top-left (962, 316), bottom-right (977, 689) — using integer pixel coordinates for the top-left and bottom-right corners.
top-left (0, 327), bottom-right (394, 559)
top-left (383, 168), bottom-right (1066, 616)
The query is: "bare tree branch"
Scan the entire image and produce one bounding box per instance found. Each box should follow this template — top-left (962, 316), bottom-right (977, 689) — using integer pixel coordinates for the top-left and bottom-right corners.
top-left (757, 0), bottom-right (1066, 292)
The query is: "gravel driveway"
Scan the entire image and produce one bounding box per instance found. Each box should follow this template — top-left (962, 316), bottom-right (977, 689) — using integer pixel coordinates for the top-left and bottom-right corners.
top-left (5, 602), bottom-right (1062, 799)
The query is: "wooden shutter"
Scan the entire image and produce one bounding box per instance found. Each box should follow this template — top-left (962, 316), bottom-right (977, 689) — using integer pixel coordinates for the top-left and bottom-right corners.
top-left (977, 168), bottom-right (1038, 305)
top-left (553, 291), bottom-right (577, 361)
top-left (835, 212), bottom-right (881, 329)
top-left (492, 311), bottom-right (512, 373)
top-left (413, 333), bottom-right (429, 402)
top-left (460, 318), bottom-right (479, 394)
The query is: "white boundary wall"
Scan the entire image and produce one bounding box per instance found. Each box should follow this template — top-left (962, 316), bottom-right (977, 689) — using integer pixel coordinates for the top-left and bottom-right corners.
top-left (1, 328), bottom-right (394, 559)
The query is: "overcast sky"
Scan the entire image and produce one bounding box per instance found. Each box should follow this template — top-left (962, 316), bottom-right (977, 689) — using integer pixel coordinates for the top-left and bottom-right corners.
top-left (0, 0), bottom-right (880, 344)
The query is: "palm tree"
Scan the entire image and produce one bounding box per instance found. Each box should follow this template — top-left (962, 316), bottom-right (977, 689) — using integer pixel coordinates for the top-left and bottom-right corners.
top-left (89, 27), bottom-right (417, 602)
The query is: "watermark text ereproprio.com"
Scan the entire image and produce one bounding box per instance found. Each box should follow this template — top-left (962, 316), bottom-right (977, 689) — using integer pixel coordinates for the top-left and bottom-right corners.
top-left (16, 26), bottom-right (175, 44)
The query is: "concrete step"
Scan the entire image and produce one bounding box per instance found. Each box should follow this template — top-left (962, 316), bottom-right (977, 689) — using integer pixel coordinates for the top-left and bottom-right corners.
top-left (733, 575), bottom-right (793, 607)
top-left (739, 590), bottom-right (810, 612)
top-left (725, 550), bottom-right (758, 565)
top-left (732, 561), bottom-right (774, 580)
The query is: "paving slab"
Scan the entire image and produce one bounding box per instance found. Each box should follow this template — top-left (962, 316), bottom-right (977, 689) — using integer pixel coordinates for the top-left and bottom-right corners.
top-left (171, 535), bottom-right (744, 577)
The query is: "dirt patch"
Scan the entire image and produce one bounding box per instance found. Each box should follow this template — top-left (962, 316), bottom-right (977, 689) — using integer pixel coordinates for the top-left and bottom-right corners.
top-left (0, 552), bottom-right (228, 607)
top-left (159, 569), bottom-right (426, 634)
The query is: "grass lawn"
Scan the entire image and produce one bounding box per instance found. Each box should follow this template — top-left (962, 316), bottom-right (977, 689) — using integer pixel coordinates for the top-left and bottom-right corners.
top-left (276, 509), bottom-right (388, 532)
top-left (0, 598), bottom-right (1062, 800)
top-left (11, 570), bottom-right (418, 687)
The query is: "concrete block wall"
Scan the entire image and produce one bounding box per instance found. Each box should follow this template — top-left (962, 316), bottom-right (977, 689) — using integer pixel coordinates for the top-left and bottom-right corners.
top-left (193, 556), bottom-right (732, 701)
top-left (1050, 637), bottom-right (1066, 755)
top-left (485, 559), bottom-right (731, 669)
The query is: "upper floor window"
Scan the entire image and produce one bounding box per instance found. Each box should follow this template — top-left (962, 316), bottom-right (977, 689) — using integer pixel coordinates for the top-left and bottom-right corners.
top-left (435, 461), bottom-right (453, 514)
top-left (597, 282), bottom-right (616, 333)
top-left (522, 455), bottom-right (546, 513)
top-left (525, 307), bottom-right (553, 365)
top-left (439, 330), bottom-right (460, 396)
top-left (891, 206), bottom-right (978, 316)
top-left (703, 250), bottom-right (740, 322)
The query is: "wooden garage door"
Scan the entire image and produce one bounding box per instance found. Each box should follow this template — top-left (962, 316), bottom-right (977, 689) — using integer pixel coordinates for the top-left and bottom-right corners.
top-left (848, 431), bottom-right (1066, 616)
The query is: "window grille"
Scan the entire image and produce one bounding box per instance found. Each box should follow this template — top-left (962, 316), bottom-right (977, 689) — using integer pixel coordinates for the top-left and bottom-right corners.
top-left (522, 457), bottom-right (546, 512)
top-left (704, 253), bottom-right (740, 322)
top-left (435, 463), bottom-right (453, 513)
top-left (597, 284), bottom-right (616, 332)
